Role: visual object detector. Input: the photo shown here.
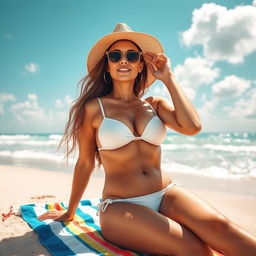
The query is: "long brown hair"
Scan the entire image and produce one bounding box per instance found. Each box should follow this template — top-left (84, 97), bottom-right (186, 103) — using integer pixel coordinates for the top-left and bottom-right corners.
top-left (57, 39), bottom-right (149, 169)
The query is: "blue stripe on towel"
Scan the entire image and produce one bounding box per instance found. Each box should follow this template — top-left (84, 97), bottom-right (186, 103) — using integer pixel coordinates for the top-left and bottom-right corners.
top-left (21, 204), bottom-right (75, 256)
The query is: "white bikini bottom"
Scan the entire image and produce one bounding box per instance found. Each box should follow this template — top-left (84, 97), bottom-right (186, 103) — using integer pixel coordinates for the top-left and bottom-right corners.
top-left (96, 180), bottom-right (181, 216)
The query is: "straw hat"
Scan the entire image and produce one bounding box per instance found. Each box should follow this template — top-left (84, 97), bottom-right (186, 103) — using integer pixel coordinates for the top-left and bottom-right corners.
top-left (86, 23), bottom-right (164, 88)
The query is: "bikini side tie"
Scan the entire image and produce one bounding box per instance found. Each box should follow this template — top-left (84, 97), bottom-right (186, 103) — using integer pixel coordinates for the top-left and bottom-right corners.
top-left (96, 199), bottom-right (113, 216)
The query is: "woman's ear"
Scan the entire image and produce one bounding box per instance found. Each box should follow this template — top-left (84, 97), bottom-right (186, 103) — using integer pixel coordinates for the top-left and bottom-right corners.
top-left (139, 61), bottom-right (144, 73)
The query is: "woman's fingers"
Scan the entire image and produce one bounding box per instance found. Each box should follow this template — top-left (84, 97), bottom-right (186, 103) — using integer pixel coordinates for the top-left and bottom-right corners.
top-left (145, 52), bottom-right (167, 67)
top-left (37, 210), bottom-right (74, 222)
top-left (37, 210), bottom-right (65, 220)
top-left (147, 60), bottom-right (158, 72)
top-left (147, 61), bottom-right (155, 74)
top-left (156, 56), bottom-right (167, 69)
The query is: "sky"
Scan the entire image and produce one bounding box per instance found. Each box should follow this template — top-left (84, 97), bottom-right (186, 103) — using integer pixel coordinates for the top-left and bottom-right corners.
top-left (0, 0), bottom-right (256, 133)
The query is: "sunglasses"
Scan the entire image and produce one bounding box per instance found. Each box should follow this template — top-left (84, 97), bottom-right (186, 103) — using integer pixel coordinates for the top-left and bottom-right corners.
top-left (106, 50), bottom-right (143, 63)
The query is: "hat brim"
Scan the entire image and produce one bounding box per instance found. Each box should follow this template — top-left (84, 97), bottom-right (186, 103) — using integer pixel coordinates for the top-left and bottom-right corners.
top-left (86, 31), bottom-right (164, 88)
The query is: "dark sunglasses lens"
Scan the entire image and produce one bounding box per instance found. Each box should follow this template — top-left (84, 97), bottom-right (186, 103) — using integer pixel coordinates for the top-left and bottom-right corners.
top-left (127, 51), bottom-right (140, 62)
top-left (109, 51), bottom-right (121, 62)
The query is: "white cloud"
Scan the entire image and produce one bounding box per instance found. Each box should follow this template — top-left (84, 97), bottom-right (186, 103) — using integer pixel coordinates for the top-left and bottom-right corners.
top-left (198, 97), bottom-right (218, 118)
top-left (55, 99), bottom-right (63, 108)
top-left (10, 94), bottom-right (52, 125)
top-left (55, 95), bottom-right (73, 108)
top-left (9, 94), bottom-right (68, 131)
top-left (174, 56), bottom-right (219, 88)
top-left (201, 93), bottom-right (207, 102)
top-left (197, 97), bottom-right (256, 132)
top-left (10, 94), bottom-right (41, 120)
top-left (253, 0), bottom-right (256, 7)
top-left (228, 88), bottom-right (256, 118)
top-left (25, 62), bottom-right (40, 73)
top-left (172, 56), bottom-right (219, 100)
top-left (197, 85), bottom-right (256, 132)
top-left (0, 93), bottom-right (16, 103)
top-left (212, 75), bottom-right (252, 98)
top-left (183, 87), bottom-right (196, 101)
top-left (0, 93), bottom-right (16, 115)
top-left (10, 95), bottom-right (39, 112)
top-left (64, 95), bottom-right (73, 105)
top-left (28, 93), bottom-right (37, 101)
top-left (181, 3), bottom-right (256, 63)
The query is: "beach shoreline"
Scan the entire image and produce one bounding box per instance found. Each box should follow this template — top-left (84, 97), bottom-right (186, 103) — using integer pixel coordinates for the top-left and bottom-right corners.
top-left (0, 164), bottom-right (255, 255)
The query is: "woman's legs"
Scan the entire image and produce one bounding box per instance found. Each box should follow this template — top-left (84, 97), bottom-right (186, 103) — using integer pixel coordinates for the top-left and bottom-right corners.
top-left (99, 202), bottom-right (213, 256)
top-left (159, 185), bottom-right (256, 256)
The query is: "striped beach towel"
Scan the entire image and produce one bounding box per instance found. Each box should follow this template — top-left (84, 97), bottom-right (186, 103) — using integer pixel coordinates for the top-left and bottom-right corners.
top-left (21, 199), bottom-right (224, 256)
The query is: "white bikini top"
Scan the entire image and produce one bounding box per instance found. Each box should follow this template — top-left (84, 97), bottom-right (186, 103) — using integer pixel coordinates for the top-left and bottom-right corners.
top-left (97, 97), bottom-right (167, 151)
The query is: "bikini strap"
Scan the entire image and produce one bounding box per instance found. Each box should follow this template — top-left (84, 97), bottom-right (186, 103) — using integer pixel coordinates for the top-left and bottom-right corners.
top-left (96, 199), bottom-right (113, 216)
top-left (144, 99), bottom-right (157, 115)
top-left (162, 180), bottom-right (182, 193)
top-left (97, 97), bottom-right (105, 118)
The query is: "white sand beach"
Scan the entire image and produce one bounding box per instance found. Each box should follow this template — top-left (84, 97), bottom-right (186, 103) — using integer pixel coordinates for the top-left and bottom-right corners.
top-left (0, 164), bottom-right (255, 256)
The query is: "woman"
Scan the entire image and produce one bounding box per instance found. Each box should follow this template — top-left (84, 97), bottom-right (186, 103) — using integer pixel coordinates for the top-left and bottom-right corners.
top-left (38, 23), bottom-right (256, 256)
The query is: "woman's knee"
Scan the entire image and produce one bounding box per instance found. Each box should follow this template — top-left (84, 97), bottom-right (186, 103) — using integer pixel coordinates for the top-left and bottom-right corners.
top-left (206, 213), bottom-right (232, 233)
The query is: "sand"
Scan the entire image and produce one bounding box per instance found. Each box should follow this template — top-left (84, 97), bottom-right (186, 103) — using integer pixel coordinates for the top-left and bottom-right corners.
top-left (0, 164), bottom-right (255, 256)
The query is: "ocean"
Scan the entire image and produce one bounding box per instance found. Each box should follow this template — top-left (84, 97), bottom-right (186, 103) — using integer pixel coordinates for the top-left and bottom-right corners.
top-left (0, 132), bottom-right (255, 178)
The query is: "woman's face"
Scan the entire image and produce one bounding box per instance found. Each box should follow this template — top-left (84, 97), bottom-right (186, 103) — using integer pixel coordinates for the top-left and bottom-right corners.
top-left (106, 40), bottom-right (144, 83)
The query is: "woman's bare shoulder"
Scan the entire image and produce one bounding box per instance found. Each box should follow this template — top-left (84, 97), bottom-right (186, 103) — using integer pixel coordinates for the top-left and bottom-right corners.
top-left (83, 97), bottom-right (100, 117)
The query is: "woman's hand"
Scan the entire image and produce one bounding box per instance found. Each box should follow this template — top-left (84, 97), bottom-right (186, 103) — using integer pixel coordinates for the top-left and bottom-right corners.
top-left (37, 210), bottom-right (74, 222)
top-left (144, 51), bottom-right (173, 83)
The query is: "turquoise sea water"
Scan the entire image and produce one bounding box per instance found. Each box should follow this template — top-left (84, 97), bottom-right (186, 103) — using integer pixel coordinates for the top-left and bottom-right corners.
top-left (0, 132), bottom-right (255, 178)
